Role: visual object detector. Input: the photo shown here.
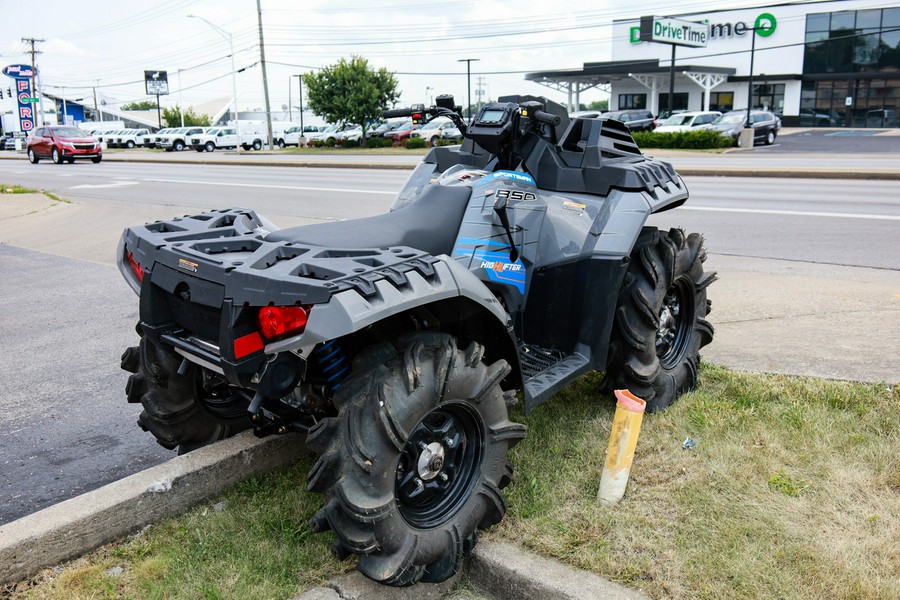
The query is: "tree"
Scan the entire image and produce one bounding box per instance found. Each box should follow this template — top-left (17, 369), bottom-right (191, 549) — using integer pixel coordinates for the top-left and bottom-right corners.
top-left (162, 105), bottom-right (211, 128)
top-left (121, 100), bottom-right (159, 111)
top-left (580, 99), bottom-right (608, 111)
top-left (303, 56), bottom-right (400, 140)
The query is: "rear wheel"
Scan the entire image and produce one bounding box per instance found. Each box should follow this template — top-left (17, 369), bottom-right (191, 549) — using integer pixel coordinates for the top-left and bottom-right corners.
top-left (765, 131), bottom-right (776, 145)
top-left (121, 333), bottom-right (251, 454)
top-left (277, 139), bottom-right (286, 148)
top-left (252, 139), bottom-right (263, 151)
top-left (27, 148), bottom-right (39, 163)
top-left (602, 227), bottom-right (716, 412)
top-left (51, 147), bottom-right (63, 164)
top-left (306, 333), bottom-right (525, 586)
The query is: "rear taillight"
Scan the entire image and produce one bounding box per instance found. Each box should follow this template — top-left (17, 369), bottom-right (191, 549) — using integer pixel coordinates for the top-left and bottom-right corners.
top-left (258, 305), bottom-right (310, 341)
top-left (126, 251), bottom-right (144, 283)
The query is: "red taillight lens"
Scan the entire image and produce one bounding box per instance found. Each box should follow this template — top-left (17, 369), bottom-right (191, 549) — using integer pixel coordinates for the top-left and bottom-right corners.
top-left (126, 251), bottom-right (144, 283)
top-left (258, 305), bottom-right (309, 340)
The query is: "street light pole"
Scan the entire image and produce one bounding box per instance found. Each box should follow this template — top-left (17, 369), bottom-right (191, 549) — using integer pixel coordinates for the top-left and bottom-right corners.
top-left (292, 74), bottom-right (304, 131)
top-left (188, 15), bottom-right (240, 146)
top-left (457, 58), bottom-right (479, 120)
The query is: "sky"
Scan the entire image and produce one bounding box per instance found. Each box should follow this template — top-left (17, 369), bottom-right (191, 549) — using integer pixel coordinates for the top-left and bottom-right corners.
top-left (2, 0), bottom-right (822, 122)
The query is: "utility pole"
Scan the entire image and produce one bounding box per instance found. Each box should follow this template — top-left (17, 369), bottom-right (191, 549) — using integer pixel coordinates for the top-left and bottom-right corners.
top-left (475, 76), bottom-right (486, 111)
top-left (457, 58), bottom-right (479, 121)
top-left (22, 37), bottom-right (45, 125)
top-left (256, 0), bottom-right (274, 150)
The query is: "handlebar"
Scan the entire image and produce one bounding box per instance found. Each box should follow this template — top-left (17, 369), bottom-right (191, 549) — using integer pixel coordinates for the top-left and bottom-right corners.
top-left (532, 110), bottom-right (561, 126)
top-left (382, 108), bottom-right (414, 118)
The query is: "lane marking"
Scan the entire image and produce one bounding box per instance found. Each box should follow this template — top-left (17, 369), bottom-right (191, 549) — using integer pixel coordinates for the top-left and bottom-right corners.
top-left (677, 205), bottom-right (900, 221)
top-left (70, 181), bottom-right (139, 189)
top-left (140, 177), bottom-right (396, 195)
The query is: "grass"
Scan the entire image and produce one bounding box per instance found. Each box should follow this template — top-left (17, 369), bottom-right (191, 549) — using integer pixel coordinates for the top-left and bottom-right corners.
top-left (6, 365), bottom-right (898, 599)
top-left (0, 184), bottom-right (64, 203)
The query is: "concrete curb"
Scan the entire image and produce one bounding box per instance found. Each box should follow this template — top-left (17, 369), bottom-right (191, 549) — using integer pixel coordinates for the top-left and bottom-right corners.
top-left (466, 541), bottom-right (647, 600)
top-left (291, 541), bottom-right (647, 600)
top-left (0, 430), bottom-right (305, 585)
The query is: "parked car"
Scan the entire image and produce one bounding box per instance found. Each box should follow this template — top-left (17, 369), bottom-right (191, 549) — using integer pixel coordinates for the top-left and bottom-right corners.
top-left (336, 125), bottom-right (363, 143)
top-left (441, 125), bottom-right (463, 143)
top-left (305, 124), bottom-right (339, 145)
top-left (116, 128), bottom-right (151, 149)
top-left (1, 132), bottom-right (26, 150)
top-left (705, 110), bottom-right (778, 146)
top-left (158, 127), bottom-right (207, 152)
top-left (410, 117), bottom-right (455, 146)
top-left (26, 125), bottom-right (102, 164)
top-left (384, 121), bottom-right (422, 142)
top-left (799, 109), bottom-right (835, 127)
top-left (652, 111), bottom-right (721, 133)
top-left (569, 110), bottom-right (604, 119)
top-left (603, 109), bottom-right (656, 132)
top-left (865, 109), bottom-right (897, 128)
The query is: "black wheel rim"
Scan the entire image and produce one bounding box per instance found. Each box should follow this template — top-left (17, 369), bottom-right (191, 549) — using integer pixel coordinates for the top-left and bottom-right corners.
top-left (396, 402), bottom-right (483, 528)
top-left (194, 370), bottom-right (250, 420)
top-left (656, 277), bottom-right (695, 369)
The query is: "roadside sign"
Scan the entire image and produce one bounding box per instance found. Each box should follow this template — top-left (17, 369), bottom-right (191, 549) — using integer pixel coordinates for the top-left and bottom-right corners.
top-left (3, 64), bottom-right (37, 79)
top-left (144, 70), bottom-right (169, 96)
top-left (640, 16), bottom-right (708, 48)
top-left (20, 97), bottom-right (39, 103)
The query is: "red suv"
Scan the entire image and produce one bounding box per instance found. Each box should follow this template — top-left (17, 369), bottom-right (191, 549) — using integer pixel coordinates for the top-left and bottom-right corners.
top-left (26, 126), bottom-right (102, 164)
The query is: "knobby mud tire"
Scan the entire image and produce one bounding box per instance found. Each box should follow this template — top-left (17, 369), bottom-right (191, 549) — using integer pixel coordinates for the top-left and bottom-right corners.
top-left (602, 227), bottom-right (716, 412)
top-left (306, 332), bottom-right (525, 586)
top-left (121, 334), bottom-right (249, 454)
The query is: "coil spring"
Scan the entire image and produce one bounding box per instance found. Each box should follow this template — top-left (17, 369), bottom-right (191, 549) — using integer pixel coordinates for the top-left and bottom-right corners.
top-left (311, 340), bottom-right (350, 395)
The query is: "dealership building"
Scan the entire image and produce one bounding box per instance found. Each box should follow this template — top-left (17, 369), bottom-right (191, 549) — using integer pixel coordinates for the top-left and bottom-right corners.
top-left (526, 0), bottom-right (900, 127)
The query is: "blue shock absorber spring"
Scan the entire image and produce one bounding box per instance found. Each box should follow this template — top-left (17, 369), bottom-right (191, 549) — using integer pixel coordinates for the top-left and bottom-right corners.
top-left (312, 340), bottom-right (350, 395)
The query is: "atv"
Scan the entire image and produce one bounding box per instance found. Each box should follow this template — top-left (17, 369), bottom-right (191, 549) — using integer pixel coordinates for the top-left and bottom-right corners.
top-left (118, 94), bottom-right (714, 586)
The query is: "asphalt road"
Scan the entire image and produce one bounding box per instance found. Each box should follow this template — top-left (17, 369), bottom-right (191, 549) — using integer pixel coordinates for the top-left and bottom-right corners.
top-left (1, 160), bottom-right (897, 269)
top-left (0, 161), bottom-right (897, 524)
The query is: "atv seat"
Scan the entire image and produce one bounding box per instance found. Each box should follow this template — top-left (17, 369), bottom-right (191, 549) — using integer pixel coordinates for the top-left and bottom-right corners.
top-left (266, 184), bottom-right (472, 256)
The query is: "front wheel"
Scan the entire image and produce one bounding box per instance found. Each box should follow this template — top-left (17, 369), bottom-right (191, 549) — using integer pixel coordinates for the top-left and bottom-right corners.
top-left (306, 333), bottom-right (525, 586)
top-left (765, 131), bottom-right (776, 145)
top-left (91, 156), bottom-right (102, 163)
top-left (51, 147), bottom-right (63, 164)
top-left (602, 227), bottom-right (716, 412)
top-left (205, 142), bottom-right (215, 153)
top-left (174, 140), bottom-right (185, 152)
top-left (126, 140), bottom-right (135, 149)
top-left (27, 148), bottom-right (39, 163)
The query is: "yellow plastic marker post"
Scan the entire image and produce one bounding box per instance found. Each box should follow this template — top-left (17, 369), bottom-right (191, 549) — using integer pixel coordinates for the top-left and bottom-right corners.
top-left (597, 389), bottom-right (646, 505)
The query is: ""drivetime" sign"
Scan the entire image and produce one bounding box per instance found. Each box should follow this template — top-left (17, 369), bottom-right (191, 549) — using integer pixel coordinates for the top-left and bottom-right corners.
top-left (639, 16), bottom-right (708, 48)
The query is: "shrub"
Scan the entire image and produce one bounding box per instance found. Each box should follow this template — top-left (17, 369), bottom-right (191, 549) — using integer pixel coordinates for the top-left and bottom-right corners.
top-left (324, 137), bottom-right (336, 147)
top-left (366, 137), bottom-right (389, 149)
top-left (404, 137), bottom-right (426, 149)
top-left (343, 139), bottom-right (360, 148)
top-left (437, 138), bottom-right (461, 147)
top-left (632, 129), bottom-right (734, 150)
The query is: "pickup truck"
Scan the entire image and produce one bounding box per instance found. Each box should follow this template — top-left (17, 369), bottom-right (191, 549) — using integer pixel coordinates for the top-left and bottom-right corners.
top-left (190, 127), bottom-right (267, 152)
top-left (157, 127), bottom-right (207, 152)
top-left (116, 128), bottom-right (152, 149)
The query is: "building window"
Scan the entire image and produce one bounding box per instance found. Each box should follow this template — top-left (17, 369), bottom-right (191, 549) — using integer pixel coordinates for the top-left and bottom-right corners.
top-left (709, 92), bottom-right (734, 112)
top-left (618, 93), bottom-right (646, 109)
top-left (658, 92), bottom-right (689, 113)
top-left (804, 8), bottom-right (900, 74)
top-left (753, 84), bottom-right (785, 112)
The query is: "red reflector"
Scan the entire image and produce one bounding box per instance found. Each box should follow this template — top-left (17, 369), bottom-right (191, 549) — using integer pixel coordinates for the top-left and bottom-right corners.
top-left (234, 332), bottom-right (265, 359)
top-left (126, 251), bottom-right (144, 283)
top-left (258, 305), bottom-right (309, 340)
